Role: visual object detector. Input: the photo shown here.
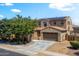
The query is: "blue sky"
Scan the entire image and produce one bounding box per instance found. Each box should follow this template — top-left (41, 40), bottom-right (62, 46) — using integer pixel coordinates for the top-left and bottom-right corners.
top-left (0, 3), bottom-right (79, 25)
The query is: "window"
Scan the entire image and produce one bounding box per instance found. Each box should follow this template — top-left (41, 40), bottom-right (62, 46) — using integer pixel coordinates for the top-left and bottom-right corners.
top-left (54, 22), bottom-right (56, 25)
top-left (37, 31), bottom-right (40, 37)
top-left (43, 22), bottom-right (47, 27)
top-left (61, 21), bottom-right (64, 25)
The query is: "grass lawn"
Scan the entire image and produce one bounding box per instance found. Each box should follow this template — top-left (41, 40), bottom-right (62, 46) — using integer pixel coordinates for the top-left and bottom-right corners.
top-left (47, 40), bottom-right (79, 56)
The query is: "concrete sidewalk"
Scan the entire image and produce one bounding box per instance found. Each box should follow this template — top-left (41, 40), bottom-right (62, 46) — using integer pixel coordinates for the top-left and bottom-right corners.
top-left (37, 51), bottom-right (68, 56)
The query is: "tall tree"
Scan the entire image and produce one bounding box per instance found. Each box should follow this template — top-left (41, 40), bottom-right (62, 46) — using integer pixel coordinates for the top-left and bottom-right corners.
top-left (0, 15), bottom-right (38, 44)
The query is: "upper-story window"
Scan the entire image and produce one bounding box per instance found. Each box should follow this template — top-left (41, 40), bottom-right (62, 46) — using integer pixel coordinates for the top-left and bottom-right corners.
top-left (61, 21), bottom-right (64, 25)
top-left (54, 22), bottom-right (56, 25)
top-left (43, 22), bottom-right (47, 27)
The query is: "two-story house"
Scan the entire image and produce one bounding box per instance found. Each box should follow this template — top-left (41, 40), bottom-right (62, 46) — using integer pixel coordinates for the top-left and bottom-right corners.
top-left (32, 16), bottom-right (73, 41)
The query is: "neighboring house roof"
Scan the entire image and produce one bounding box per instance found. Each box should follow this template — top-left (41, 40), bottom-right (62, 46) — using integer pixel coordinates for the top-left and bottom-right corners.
top-left (34, 26), bottom-right (67, 32)
top-left (73, 25), bottom-right (79, 33)
top-left (71, 32), bottom-right (79, 37)
top-left (73, 24), bottom-right (79, 27)
top-left (38, 16), bottom-right (71, 21)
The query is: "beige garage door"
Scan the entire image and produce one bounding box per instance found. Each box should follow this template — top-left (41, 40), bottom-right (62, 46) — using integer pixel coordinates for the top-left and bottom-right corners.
top-left (43, 32), bottom-right (58, 41)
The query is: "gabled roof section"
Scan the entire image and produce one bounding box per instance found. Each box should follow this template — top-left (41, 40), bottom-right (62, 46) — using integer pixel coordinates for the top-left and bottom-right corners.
top-left (34, 26), bottom-right (67, 32)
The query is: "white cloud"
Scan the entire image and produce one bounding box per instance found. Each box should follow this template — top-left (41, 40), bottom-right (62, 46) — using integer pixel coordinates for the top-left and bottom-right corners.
top-left (49, 0), bottom-right (77, 11)
top-left (11, 9), bottom-right (22, 14)
top-left (0, 15), bottom-right (3, 18)
top-left (0, 15), bottom-right (4, 18)
top-left (5, 3), bottom-right (13, 6)
top-left (49, 3), bottom-right (74, 11)
top-left (0, 3), bottom-right (13, 6)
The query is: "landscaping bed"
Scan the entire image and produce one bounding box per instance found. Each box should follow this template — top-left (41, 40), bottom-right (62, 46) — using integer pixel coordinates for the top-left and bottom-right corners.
top-left (47, 40), bottom-right (79, 56)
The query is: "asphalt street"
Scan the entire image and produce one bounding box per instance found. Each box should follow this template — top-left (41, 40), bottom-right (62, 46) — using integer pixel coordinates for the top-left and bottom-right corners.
top-left (0, 48), bottom-right (27, 56)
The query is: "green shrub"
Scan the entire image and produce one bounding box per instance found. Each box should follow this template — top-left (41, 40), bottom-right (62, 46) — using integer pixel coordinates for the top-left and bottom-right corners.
top-left (70, 41), bottom-right (79, 49)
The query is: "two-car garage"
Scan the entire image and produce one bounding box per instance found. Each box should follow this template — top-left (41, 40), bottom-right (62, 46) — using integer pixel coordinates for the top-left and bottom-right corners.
top-left (33, 26), bottom-right (66, 41)
top-left (43, 32), bottom-right (58, 41)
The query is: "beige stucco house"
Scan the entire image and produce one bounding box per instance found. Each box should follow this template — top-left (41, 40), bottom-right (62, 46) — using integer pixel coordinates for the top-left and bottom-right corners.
top-left (32, 16), bottom-right (73, 41)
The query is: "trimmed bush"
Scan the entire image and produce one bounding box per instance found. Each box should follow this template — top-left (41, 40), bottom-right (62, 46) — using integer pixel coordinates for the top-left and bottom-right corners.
top-left (70, 41), bottom-right (79, 49)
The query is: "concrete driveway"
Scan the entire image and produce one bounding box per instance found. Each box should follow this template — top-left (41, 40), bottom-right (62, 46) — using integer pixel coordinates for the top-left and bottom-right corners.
top-left (14, 40), bottom-right (56, 55)
top-left (0, 40), bottom-right (56, 56)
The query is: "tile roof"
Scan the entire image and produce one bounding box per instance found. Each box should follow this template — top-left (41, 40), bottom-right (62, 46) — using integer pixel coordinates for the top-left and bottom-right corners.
top-left (34, 26), bottom-right (67, 32)
top-left (39, 16), bottom-right (70, 21)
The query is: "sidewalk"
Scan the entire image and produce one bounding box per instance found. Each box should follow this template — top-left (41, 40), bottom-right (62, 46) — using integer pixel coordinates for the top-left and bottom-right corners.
top-left (36, 51), bottom-right (68, 56)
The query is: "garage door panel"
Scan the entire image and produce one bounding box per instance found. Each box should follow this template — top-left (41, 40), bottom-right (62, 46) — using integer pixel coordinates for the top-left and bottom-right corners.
top-left (43, 32), bottom-right (58, 41)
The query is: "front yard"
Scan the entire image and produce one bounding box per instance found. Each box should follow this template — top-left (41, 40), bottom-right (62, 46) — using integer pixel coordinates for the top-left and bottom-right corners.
top-left (47, 40), bottom-right (79, 56)
top-left (0, 40), bottom-right (79, 56)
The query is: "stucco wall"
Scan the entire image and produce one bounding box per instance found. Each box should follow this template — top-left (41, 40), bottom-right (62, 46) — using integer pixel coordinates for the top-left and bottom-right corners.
top-left (39, 17), bottom-right (73, 33)
top-left (32, 27), bottom-right (67, 41)
top-left (31, 31), bottom-right (38, 40)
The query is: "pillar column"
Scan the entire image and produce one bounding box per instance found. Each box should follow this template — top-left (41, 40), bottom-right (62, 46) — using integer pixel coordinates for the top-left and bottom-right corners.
top-left (33, 32), bottom-right (38, 40)
top-left (40, 32), bottom-right (43, 40)
top-left (58, 33), bottom-right (62, 42)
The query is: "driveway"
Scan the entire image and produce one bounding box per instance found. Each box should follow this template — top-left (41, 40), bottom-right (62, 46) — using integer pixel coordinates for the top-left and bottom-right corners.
top-left (0, 40), bottom-right (56, 55)
top-left (14, 40), bottom-right (56, 55)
